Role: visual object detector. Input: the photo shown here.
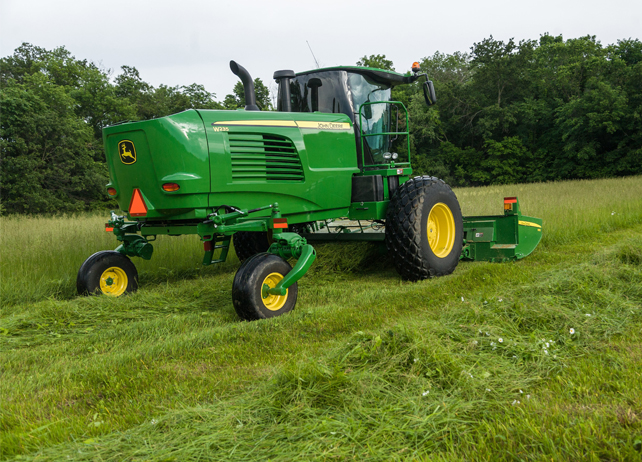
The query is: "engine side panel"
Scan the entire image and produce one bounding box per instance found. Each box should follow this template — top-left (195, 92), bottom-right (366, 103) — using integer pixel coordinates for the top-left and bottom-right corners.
top-left (200, 110), bottom-right (359, 222)
top-left (102, 109), bottom-right (359, 223)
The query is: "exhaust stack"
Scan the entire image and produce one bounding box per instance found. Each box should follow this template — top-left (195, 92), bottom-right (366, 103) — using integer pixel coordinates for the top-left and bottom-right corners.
top-left (229, 60), bottom-right (260, 111)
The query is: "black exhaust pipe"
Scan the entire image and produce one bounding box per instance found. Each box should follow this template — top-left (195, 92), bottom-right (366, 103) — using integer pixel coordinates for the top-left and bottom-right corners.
top-left (229, 60), bottom-right (260, 111)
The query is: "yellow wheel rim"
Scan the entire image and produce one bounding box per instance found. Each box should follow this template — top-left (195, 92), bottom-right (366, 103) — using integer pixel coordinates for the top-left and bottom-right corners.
top-left (261, 272), bottom-right (288, 311)
top-left (427, 202), bottom-right (456, 258)
top-left (99, 266), bottom-right (128, 296)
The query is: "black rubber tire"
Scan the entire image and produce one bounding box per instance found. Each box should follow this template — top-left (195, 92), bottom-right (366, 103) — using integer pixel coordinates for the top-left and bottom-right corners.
top-left (77, 250), bottom-right (138, 296)
top-left (385, 176), bottom-right (463, 281)
top-left (232, 253), bottom-right (298, 321)
top-left (233, 232), bottom-right (271, 262)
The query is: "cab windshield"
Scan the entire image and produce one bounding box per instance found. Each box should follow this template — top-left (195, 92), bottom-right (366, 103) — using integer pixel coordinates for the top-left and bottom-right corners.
top-left (289, 70), bottom-right (392, 165)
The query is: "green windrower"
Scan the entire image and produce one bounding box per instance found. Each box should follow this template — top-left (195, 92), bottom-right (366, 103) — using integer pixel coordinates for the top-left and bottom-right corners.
top-left (77, 59), bottom-right (543, 320)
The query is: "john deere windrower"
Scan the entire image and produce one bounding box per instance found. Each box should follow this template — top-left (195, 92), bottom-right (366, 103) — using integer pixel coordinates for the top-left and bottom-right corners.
top-left (77, 60), bottom-right (542, 320)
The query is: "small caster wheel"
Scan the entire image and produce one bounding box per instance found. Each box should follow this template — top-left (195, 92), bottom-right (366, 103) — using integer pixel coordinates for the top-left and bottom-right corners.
top-left (232, 253), bottom-right (298, 321)
top-left (77, 251), bottom-right (138, 296)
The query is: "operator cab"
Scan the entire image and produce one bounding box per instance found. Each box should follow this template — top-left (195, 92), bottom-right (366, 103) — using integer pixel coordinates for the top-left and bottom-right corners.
top-left (274, 67), bottom-right (418, 169)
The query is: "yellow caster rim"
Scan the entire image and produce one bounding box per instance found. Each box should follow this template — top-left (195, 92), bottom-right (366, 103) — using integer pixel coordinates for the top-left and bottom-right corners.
top-left (99, 266), bottom-right (128, 296)
top-left (261, 272), bottom-right (288, 311)
top-left (427, 202), bottom-right (456, 258)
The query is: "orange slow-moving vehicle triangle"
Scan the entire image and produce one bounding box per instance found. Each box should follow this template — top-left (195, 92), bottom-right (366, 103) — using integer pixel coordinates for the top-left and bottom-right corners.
top-left (129, 189), bottom-right (148, 217)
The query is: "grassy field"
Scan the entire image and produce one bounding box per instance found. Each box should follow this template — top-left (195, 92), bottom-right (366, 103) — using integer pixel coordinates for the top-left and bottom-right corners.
top-left (1, 176), bottom-right (641, 461)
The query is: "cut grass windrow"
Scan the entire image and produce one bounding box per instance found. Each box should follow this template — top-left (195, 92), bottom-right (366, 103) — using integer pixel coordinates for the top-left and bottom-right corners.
top-left (1, 176), bottom-right (641, 460)
top-left (1, 227), bottom-right (641, 460)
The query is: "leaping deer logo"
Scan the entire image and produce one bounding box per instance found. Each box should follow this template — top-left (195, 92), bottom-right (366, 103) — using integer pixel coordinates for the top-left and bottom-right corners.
top-left (118, 141), bottom-right (137, 164)
top-left (121, 145), bottom-right (134, 160)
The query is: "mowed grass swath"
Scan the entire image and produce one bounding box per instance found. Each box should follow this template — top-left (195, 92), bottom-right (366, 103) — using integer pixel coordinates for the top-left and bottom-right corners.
top-left (1, 176), bottom-right (642, 461)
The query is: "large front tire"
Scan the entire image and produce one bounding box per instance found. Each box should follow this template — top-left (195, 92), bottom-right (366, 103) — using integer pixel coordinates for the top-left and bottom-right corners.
top-left (385, 176), bottom-right (463, 280)
top-left (77, 251), bottom-right (138, 296)
top-left (232, 253), bottom-right (298, 321)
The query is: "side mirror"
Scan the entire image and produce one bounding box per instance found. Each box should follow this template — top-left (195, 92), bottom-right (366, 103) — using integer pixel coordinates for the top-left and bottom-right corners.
top-left (363, 104), bottom-right (373, 120)
top-left (423, 81), bottom-right (437, 106)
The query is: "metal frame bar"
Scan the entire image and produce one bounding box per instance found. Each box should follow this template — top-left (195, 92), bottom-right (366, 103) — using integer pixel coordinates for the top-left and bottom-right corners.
top-left (357, 101), bottom-right (410, 173)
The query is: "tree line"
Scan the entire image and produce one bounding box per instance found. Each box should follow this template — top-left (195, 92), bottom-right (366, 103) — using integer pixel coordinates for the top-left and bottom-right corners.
top-left (392, 34), bottom-right (642, 187)
top-left (0, 44), bottom-right (272, 214)
top-left (1, 36), bottom-right (641, 214)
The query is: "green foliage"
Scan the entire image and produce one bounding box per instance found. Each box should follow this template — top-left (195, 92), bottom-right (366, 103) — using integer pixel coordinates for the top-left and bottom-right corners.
top-left (357, 54), bottom-right (395, 71)
top-left (114, 70), bottom-right (224, 120)
top-left (3, 35), bottom-right (642, 214)
top-left (1, 43), bottom-right (137, 138)
top-left (0, 44), bottom-right (226, 214)
top-left (408, 35), bottom-right (642, 186)
top-left (479, 136), bottom-right (532, 184)
top-left (0, 73), bottom-right (107, 213)
top-left (223, 78), bottom-right (273, 111)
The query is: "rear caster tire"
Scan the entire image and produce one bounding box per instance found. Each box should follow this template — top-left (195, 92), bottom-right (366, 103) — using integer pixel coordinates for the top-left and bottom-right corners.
top-left (385, 176), bottom-right (463, 281)
top-left (233, 232), bottom-right (271, 262)
top-left (77, 251), bottom-right (138, 296)
top-left (232, 253), bottom-right (298, 321)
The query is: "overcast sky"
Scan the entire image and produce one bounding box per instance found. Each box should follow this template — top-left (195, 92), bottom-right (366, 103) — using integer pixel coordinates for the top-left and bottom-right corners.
top-left (1, 0), bottom-right (641, 100)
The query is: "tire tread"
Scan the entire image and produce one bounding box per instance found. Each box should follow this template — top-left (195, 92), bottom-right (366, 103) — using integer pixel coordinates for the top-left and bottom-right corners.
top-left (77, 250), bottom-right (138, 295)
top-left (385, 176), bottom-right (462, 281)
top-left (232, 253), bottom-right (297, 320)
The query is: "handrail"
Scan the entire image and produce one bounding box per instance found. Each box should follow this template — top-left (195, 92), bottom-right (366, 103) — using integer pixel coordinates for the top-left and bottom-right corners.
top-left (361, 131), bottom-right (409, 137)
top-left (357, 101), bottom-right (410, 172)
top-left (363, 161), bottom-right (411, 169)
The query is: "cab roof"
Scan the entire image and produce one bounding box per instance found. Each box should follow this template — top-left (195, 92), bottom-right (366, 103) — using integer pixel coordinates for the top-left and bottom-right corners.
top-left (295, 66), bottom-right (417, 87)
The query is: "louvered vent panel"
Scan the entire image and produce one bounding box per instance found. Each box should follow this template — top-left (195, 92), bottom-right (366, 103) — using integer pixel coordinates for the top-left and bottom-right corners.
top-left (229, 133), bottom-right (304, 182)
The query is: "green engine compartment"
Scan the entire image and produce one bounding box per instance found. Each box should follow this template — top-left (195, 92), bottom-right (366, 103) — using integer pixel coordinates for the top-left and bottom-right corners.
top-left (103, 109), bottom-right (362, 223)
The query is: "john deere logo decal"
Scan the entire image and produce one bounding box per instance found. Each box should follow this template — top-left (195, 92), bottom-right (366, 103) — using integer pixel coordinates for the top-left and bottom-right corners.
top-left (118, 140), bottom-right (136, 165)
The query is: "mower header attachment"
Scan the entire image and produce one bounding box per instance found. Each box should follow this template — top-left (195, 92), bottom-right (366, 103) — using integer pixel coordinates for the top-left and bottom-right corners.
top-left (460, 197), bottom-right (542, 262)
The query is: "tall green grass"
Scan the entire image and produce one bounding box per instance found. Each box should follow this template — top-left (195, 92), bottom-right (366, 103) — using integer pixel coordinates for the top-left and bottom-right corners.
top-left (0, 213), bottom-right (238, 306)
top-left (454, 175), bottom-right (642, 245)
top-left (2, 176), bottom-right (641, 307)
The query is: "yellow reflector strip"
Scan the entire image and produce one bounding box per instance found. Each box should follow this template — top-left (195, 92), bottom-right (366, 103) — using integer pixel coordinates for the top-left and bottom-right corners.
top-left (213, 120), bottom-right (297, 127)
top-left (212, 120), bottom-right (351, 130)
top-left (519, 220), bottom-right (541, 229)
